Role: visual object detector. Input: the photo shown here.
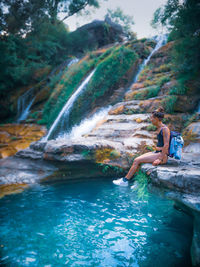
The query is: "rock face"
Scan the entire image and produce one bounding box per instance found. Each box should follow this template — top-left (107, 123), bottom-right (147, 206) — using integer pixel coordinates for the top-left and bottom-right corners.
top-left (0, 124), bottom-right (46, 158)
top-left (75, 17), bottom-right (126, 49)
top-left (183, 121), bottom-right (200, 153)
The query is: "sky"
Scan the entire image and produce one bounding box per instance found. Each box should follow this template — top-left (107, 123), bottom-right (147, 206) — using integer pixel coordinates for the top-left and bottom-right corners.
top-left (60, 0), bottom-right (168, 38)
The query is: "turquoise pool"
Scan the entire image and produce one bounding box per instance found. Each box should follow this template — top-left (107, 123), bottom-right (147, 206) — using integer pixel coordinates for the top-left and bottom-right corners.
top-left (0, 178), bottom-right (193, 266)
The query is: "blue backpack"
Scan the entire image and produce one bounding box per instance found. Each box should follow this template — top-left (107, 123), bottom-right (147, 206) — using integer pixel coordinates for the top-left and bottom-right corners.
top-left (169, 131), bottom-right (184, 160)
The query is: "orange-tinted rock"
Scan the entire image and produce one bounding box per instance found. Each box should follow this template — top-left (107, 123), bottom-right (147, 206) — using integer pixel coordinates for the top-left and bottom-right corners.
top-left (125, 91), bottom-right (137, 101)
top-left (0, 124), bottom-right (46, 158)
top-left (0, 147), bottom-right (17, 158)
top-left (0, 132), bottom-right (11, 143)
top-left (0, 183), bottom-right (29, 198)
top-left (131, 83), bottom-right (144, 90)
top-left (109, 105), bottom-right (125, 115)
top-left (135, 118), bottom-right (142, 123)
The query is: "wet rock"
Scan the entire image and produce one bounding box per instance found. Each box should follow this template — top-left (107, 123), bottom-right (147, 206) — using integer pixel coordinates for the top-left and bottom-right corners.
top-left (141, 155), bottom-right (200, 195)
top-left (16, 147), bottom-right (43, 160)
top-left (0, 184), bottom-right (30, 199)
top-left (183, 121), bottom-right (200, 153)
top-left (0, 156), bottom-right (57, 185)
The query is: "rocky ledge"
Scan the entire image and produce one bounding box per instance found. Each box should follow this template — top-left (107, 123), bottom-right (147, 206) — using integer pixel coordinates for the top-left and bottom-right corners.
top-left (141, 153), bottom-right (200, 267)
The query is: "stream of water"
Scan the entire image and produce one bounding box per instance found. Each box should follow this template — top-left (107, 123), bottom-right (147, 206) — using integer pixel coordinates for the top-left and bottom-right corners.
top-left (44, 69), bottom-right (96, 141)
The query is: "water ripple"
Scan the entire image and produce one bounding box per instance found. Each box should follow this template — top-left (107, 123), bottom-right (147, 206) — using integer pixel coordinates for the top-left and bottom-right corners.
top-left (0, 178), bottom-right (193, 267)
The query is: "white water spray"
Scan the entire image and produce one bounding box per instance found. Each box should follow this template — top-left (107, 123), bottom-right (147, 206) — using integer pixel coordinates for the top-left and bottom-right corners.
top-left (58, 106), bottom-right (112, 140)
top-left (44, 69), bottom-right (96, 141)
top-left (17, 87), bottom-right (34, 122)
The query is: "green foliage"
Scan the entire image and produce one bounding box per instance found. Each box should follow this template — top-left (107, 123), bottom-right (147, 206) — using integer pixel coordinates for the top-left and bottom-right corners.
top-left (98, 163), bottom-right (124, 175)
top-left (42, 59), bottom-right (95, 128)
top-left (152, 0), bottom-right (200, 81)
top-left (132, 170), bottom-right (150, 201)
top-left (81, 150), bottom-right (92, 158)
top-left (30, 111), bottom-right (39, 119)
top-left (146, 124), bottom-right (157, 131)
top-left (109, 150), bottom-right (121, 159)
top-left (69, 46), bottom-right (138, 126)
top-left (0, 21), bottom-right (69, 96)
top-left (138, 65), bottom-right (152, 81)
top-left (97, 46), bottom-right (117, 62)
top-left (0, 35), bottom-right (35, 94)
top-left (156, 76), bottom-right (171, 87)
top-left (0, 0), bottom-right (101, 35)
top-left (66, 30), bottom-right (94, 55)
top-left (169, 85), bottom-right (186, 95)
top-left (48, 72), bottom-right (64, 91)
top-left (37, 119), bottom-right (46, 125)
top-left (153, 63), bottom-right (172, 73)
top-left (183, 113), bottom-right (199, 128)
top-left (161, 95), bottom-right (178, 114)
top-left (105, 7), bottom-right (134, 34)
top-left (146, 145), bottom-right (154, 151)
top-left (133, 86), bottom-right (160, 100)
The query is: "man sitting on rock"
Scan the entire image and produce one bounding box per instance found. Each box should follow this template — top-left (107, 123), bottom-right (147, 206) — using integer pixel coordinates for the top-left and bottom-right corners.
top-left (113, 107), bottom-right (170, 186)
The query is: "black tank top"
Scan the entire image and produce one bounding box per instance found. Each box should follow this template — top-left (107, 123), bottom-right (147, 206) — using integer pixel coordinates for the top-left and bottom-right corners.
top-left (156, 127), bottom-right (170, 155)
top-left (157, 128), bottom-right (164, 147)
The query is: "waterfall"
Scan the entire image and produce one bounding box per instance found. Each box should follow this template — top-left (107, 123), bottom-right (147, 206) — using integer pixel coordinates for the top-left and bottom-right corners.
top-left (130, 34), bottom-right (167, 85)
top-left (59, 106), bottom-right (112, 140)
top-left (17, 58), bottom-right (79, 122)
top-left (44, 69), bottom-right (96, 141)
top-left (44, 35), bottom-right (167, 141)
top-left (17, 87), bottom-right (35, 122)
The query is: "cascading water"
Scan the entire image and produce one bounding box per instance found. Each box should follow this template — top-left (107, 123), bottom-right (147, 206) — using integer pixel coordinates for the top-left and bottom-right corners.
top-left (17, 87), bottom-right (35, 122)
top-left (44, 69), bottom-right (96, 141)
top-left (59, 106), bottom-right (112, 140)
top-left (17, 58), bottom-right (79, 122)
top-left (129, 34), bottom-right (168, 86)
top-left (65, 35), bottom-right (167, 140)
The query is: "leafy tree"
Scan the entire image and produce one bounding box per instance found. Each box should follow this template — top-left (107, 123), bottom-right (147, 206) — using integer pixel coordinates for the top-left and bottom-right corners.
top-left (0, 0), bottom-right (101, 35)
top-left (105, 7), bottom-right (134, 35)
top-left (151, 0), bottom-right (200, 79)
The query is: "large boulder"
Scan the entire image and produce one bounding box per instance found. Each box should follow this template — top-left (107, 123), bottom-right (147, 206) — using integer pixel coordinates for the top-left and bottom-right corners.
top-left (74, 17), bottom-right (127, 50)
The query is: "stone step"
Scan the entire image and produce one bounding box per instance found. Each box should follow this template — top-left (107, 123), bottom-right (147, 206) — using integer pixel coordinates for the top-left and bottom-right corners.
top-left (95, 122), bottom-right (149, 131)
top-left (106, 113), bottom-right (150, 121)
